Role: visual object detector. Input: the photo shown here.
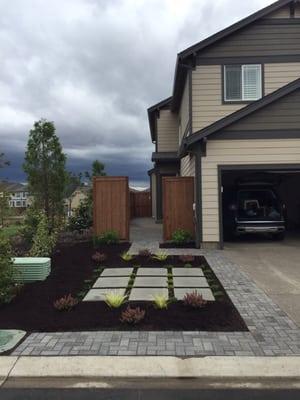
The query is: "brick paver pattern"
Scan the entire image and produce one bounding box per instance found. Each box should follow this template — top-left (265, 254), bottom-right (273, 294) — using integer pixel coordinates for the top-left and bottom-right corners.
top-left (12, 247), bottom-right (300, 356)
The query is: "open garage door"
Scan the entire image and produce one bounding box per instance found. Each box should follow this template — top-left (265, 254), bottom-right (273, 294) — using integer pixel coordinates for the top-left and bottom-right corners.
top-left (219, 165), bottom-right (300, 245)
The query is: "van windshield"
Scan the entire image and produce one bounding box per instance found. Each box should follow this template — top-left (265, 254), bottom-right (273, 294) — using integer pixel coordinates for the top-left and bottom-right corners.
top-left (237, 189), bottom-right (282, 221)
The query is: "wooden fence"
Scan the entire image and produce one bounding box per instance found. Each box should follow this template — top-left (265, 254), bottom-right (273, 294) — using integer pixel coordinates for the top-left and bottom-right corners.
top-left (163, 177), bottom-right (195, 241)
top-left (130, 191), bottom-right (151, 218)
top-left (93, 176), bottom-right (129, 240)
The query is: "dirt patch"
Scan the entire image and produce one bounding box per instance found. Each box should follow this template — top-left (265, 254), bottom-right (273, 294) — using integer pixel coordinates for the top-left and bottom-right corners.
top-left (0, 241), bottom-right (248, 332)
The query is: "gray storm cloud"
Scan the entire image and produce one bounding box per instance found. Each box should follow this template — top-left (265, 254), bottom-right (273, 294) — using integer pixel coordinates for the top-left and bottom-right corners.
top-left (0, 0), bottom-right (273, 184)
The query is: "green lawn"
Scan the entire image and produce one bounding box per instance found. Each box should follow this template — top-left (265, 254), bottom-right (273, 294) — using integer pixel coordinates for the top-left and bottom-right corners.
top-left (0, 224), bottom-right (22, 239)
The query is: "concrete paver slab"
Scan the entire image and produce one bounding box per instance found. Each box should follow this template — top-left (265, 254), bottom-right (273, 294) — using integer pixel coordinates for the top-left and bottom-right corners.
top-left (173, 276), bottom-right (209, 287)
top-left (136, 268), bottom-right (167, 276)
top-left (93, 276), bottom-right (131, 288)
top-left (101, 268), bottom-right (133, 277)
top-left (174, 287), bottom-right (215, 301)
top-left (83, 288), bottom-right (127, 302)
top-left (134, 276), bottom-right (167, 287)
top-left (129, 287), bottom-right (168, 301)
top-left (172, 268), bottom-right (204, 276)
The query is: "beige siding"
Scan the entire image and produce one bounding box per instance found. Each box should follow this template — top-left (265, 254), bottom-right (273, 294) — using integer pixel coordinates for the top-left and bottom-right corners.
top-left (156, 109), bottom-right (178, 152)
top-left (179, 78), bottom-right (190, 141)
top-left (192, 65), bottom-right (243, 132)
top-left (269, 4), bottom-right (291, 18)
top-left (201, 139), bottom-right (300, 243)
top-left (181, 155), bottom-right (195, 177)
top-left (265, 63), bottom-right (300, 94)
top-left (192, 63), bottom-right (300, 133)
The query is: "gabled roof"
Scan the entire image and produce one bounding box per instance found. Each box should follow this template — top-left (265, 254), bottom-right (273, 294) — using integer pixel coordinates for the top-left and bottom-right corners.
top-left (0, 180), bottom-right (27, 192)
top-left (148, 97), bottom-right (172, 142)
top-left (171, 0), bottom-right (295, 110)
top-left (185, 77), bottom-right (300, 149)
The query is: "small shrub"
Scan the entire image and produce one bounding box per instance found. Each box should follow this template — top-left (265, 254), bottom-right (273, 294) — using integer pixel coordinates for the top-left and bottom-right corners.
top-left (91, 252), bottom-right (107, 263)
top-left (68, 198), bottom-right (92, 232)
top-left (120, 252), bottom-right (134, 261)
top-left (179, 255), bottom-right (195, 263)
top-left (153, 294), bottom-right (168, 309)
top-left (138, 248), bottom-right (151, 258)
top-left (21, 206), bottom-right (41, 245)
top-left (53, 294), bottom-right (78, 311)
top-left (0, 237), bottom-right (16, 304)
top-left (152, 251), bottom-right (168, 262)
top-left (184, 263), bottom-right (193, 268)
top-left (120, 306), bottom-right (145, 325)
top-left (104, 290), bottom-right (127, 308)
top-left (171, 229), bottom-right (192, 245)
top-left (183, 291), bottom-right (207, 309)
top-left (93, 230), bottom-right (119, 246)
top-left (29, 212), bottom-right (57, 257)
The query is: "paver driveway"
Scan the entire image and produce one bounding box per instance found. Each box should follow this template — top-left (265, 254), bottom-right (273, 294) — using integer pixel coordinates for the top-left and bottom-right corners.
top-left (224, 234), bottom-right (300, 326)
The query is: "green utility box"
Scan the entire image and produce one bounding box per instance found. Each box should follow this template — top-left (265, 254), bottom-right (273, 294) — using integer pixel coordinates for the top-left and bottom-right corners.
top-left (12, 257), bottom-right (51, 283)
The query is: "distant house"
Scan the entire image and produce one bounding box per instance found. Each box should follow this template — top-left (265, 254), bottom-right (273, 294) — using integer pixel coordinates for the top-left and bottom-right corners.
top-left (64, 186), bottom-right (90, 217)
top-left (0, 181), bottom-right (30, 208)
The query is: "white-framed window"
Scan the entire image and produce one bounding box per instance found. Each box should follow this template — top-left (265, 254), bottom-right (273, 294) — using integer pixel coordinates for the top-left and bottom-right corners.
top-left (224, 64), bottom-right (262, 102)
top-left (15, 192), bottom-right (21, 198)
top-left (16, 200), bottom-right (21, 207)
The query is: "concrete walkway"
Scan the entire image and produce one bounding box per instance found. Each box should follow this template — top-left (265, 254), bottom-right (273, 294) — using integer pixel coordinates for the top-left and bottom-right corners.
top-left (1, 356), bottom-right (300, 389)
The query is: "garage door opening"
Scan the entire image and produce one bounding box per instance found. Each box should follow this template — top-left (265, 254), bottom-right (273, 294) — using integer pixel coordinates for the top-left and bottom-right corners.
top-left (220, 165), bottom-right (300, 245)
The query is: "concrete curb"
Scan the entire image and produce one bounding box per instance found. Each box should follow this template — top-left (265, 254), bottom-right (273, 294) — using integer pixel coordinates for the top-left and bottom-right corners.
top-left (0, 356), bottom-right (300, 388)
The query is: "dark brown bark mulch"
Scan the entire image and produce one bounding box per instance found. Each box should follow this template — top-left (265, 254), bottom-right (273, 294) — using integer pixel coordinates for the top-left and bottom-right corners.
top-left (0, 241), bottom-right (248, 332)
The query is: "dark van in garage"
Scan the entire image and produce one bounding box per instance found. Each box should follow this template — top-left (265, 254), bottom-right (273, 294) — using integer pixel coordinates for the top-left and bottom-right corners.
top-left (223, 181), bottom-right (286, 240)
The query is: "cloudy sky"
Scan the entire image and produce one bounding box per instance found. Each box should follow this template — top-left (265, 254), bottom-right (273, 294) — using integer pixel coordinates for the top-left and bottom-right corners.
top-left (0, 0), bottom-right (273, 186)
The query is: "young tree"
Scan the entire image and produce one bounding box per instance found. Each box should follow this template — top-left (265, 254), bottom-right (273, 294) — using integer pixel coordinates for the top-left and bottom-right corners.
top-left (85, 160), bottom-right (106, 181)
top-left (23, 119), bottom-right (67, 230)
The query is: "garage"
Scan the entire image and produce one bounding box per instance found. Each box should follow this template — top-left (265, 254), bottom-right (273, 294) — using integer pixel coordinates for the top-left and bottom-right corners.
top-left (220, 165), bottom-right (300, 244)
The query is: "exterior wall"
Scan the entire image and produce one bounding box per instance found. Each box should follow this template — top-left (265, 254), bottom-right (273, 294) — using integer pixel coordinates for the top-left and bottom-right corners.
top-left (201, 139), bottom-right (300, 243)
top-left (192, 62), bottom-right (300, 133)
top-left (265, 63), bottom-right (300, 94)
top-left (192, 65), bottom-right (243, 133)
top-left (151, 173), bottom-right (157, 219)
top-left (269, 4), bottom-right (291, 18)
top-left (197, 20), bottom-right (300, 59)
top-left (156, 109), bottom-right (178, 152)
top-left (180, 155), bottom-right (195, 177)
top-left (179, 78), bottom-right (190, 141)
top-left (224, 88), bottom-right (300, 131)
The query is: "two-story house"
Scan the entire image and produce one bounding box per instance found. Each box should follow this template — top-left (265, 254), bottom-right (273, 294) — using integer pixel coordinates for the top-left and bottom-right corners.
top-left (0, 181), bottom-right (30, 208)
top-left (148, 0), bottom-right (300, 248)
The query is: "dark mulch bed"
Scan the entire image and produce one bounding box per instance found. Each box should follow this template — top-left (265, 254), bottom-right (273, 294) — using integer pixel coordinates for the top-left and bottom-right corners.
top-left (0, 241), bottom-right (248, 332)
top-left (160, 242), bottom-right (196, 249)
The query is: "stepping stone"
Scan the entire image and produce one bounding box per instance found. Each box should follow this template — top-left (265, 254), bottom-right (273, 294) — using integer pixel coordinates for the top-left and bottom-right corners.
top-left (93, 276), bottom-right (131, 288)
top-left (136, 268), bottom-right (167, 276)
top-left (101, 268), bottom-right (133, 277)
top-left (130, 287), bottom-right (168, 301)
top-left (83, 288), bottom-right (127, 302)
top-left (172, 268), bottom-right (204, 277)
top-left (174, 288), bottom-right (215, 301)
top-left (134, 276), bottom-right (167, 287)
top-left (173, 276), bottom-right (209, 287)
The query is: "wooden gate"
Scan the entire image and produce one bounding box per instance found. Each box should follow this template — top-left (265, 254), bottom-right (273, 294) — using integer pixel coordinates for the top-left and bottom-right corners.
top-left (163, 177), bottom-right (195, 241)
top-left (93, 176), bottom-right (129, 240)
top-left (130, 190), bottom-right (151, 218)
